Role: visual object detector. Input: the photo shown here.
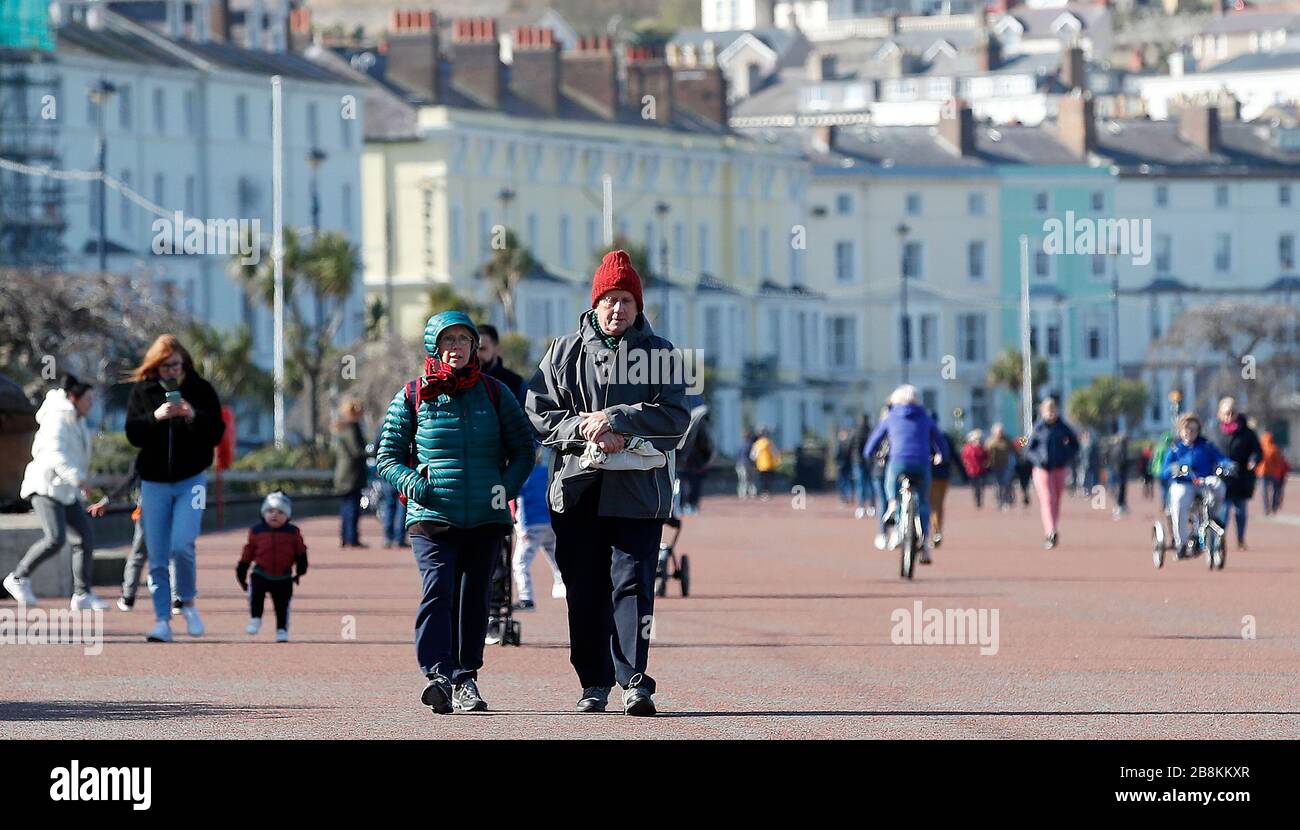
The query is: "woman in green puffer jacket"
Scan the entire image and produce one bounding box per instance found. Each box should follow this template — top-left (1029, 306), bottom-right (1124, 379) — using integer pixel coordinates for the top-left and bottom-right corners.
top-left (376, 311), bottom-right (535, 715)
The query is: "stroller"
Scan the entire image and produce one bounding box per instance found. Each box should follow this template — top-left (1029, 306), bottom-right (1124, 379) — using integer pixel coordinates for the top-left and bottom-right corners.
top-left (486, 530), bottom-right (522, 646)
top-left (655, 478), bottom-right (691, 597)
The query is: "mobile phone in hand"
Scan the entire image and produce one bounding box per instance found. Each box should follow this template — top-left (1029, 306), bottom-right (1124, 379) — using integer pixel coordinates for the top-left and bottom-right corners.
top-left (165, 390), bottom-right (182, 404)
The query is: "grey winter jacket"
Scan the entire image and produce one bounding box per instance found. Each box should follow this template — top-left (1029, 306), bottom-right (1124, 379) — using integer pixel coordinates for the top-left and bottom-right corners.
top-left (526, 311), bottom-right (691, 520)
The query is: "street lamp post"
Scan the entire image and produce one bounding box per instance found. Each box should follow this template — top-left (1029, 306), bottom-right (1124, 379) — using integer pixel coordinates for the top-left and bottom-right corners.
top-left (88, 79), bottom-right (117, 273)
top-left (897, 222), bottom-right (911, 383)
top-left (656, 201), bottom-right (671, 334)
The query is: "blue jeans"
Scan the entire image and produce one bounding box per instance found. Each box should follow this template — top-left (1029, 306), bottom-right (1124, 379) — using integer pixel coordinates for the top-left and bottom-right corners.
top-left (874, 470), bottom-right (889, 530)
top-left (340, 489), bottom-right (362, 545)
top-left (885, 460), bottom-right (933, 537)
top-left (140, 472), bottom-right (206, 622)
top-left (1224, 495), bottom-right (1248, 544)
top-left (855, 465), bottom-right (874, 509)
top-left (379, 480), bottom-right (407, 545)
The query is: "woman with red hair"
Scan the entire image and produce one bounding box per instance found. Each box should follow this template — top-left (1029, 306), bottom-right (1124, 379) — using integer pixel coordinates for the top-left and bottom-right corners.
top-left (124, 334), bottom-right (225, 642)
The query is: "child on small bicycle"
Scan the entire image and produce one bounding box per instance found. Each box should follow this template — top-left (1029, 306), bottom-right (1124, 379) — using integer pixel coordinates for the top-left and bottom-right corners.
top-left (863, 385), bottom-right (949, 562)
top-left (1164, 413), bottom-right (1229, 558)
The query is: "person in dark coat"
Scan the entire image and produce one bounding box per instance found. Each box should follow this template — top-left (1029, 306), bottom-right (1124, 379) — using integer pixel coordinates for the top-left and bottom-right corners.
top-left (1024, 397), bottom-right (1080, 549)
top-left (477, 324), bottom-right (527, 405)
top-left (333, 398), bottom-right (368, 548)
top-left (123, 334), bottom-right (225, 642)
top-left (1215, 397), bottom-right (1262, 550)
top-left (526, 250), bottom-right (691, 717)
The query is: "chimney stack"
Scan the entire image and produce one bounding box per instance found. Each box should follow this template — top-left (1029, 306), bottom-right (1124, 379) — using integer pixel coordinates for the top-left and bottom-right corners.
top-left (511, 27), bottom-right (561, 116)
top-left (562, 36), bottom-right (618, 119)
top-left (1060, 44), bottom-right (1086, 92)
top-left (451, 17), bottom-right (502, 108)
top-left (288, 6), bottom-right (312, 52)
top-left (939, 98), bottom-right (976, 156)
top-left (975, 32), bottom-right (1002, 72)
top-left (209, 0), bottom-right (231, 43)
top-left (1179, 104), bottom-right (1220, 153)
top-left (1057, 89), bottom-right (1097, 157)
top-left (625, 45), bottom-right (673, 125)
top-left (673, 65), bottom-right (728, 127)
top-left (386, 9), bottom-right (441, 103)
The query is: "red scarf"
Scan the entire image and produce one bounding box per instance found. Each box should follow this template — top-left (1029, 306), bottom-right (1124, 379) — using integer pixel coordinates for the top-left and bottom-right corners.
top-left (419, 354), bottom-right (482, 401)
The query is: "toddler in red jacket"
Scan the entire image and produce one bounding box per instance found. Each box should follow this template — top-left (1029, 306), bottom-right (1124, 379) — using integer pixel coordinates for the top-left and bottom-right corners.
top-left (237, 492), bottom-right (308, 642)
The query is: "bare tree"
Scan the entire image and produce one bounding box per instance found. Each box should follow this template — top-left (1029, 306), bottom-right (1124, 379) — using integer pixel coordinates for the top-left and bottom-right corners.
top-left (0, 268), bottom-right (182, 391)
top-left (1153, 300), bottom-right (1300, 424)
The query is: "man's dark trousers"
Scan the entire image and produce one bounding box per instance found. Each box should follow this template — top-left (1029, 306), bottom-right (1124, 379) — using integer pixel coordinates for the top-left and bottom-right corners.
top-left (551, 483), bottom-right (664, 693)
top-left (411, 524), bottom-right (504, 683)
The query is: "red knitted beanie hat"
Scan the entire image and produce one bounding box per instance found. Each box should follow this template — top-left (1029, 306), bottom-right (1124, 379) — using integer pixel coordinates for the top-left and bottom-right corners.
top-left (590, 249), bottom-right (644, 310)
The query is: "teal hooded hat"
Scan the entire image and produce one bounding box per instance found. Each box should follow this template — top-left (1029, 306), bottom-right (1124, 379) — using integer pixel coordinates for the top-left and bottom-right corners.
top-left (423, 310), bottom-right (479, 358)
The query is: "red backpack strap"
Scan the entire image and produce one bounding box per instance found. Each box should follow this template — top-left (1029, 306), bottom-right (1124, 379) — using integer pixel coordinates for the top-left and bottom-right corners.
top-left (481, 375), bottom-right (500, 411)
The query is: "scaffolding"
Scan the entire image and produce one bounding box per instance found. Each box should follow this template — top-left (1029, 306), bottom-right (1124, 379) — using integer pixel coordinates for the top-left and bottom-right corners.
top-left (0, 51), bottom-right (65, 267)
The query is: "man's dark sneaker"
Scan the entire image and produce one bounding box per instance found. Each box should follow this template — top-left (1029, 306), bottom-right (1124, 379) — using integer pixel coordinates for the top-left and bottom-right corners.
top-left (171, 598), bottom-right (183, 616)
top-left (623, 686), bottom-right (656, 717)
top-left (576, 687), bottom-right (610, 712)
top-left (452, 678), bottom-right (488, 712)
top-left (513, 599), bottom-right (535, 612)
top-left (421, 675), bottom-right (453, 714)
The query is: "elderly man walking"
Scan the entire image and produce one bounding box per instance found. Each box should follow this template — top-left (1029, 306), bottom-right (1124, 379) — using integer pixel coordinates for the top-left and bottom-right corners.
top-left (526, 250), bottom-right (691, 716)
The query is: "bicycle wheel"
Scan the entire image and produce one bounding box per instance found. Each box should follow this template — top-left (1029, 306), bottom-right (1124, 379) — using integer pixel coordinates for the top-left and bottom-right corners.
top-left (678, 554), bottom-right (691, 596)
top-left (1151, 522), bottom-right (1165, 569)
top-left (899, 502), bottom-right (916, 580)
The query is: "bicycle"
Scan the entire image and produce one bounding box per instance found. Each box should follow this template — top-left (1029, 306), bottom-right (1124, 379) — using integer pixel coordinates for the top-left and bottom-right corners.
top-left (1151, 462), bottom-right (1234, 571)
top-left (888, 474), bottom-right (924, 580)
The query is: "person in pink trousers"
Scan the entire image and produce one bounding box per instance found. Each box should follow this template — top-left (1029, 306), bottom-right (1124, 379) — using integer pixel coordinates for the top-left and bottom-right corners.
top-left (1023, 398), bottom-right (1080, 550)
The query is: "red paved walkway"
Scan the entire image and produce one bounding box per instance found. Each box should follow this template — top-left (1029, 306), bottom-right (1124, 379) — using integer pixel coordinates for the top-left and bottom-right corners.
top-left (2, 487), bottom-right (1297, 738)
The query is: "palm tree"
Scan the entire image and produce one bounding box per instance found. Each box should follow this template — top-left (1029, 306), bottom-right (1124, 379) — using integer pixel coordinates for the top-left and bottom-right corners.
top-left (233, 226), bottom-right (360, 446)
top-left (184, 322), bottom-right (274, 412)
top-left (987, 348), bottom-right (1049, 395)
top-left (478, 229), bottom-right (537, 332)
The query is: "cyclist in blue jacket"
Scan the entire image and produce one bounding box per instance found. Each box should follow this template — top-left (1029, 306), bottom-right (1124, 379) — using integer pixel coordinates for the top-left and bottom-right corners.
top-left (863, 385), bottom-right (949, 562)
top-left (1164, 412), bottom-right (1229, 557)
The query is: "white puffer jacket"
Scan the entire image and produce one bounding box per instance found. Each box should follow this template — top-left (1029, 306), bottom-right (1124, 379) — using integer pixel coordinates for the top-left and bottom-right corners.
top-left (20, 389), bottom-right (93, 506)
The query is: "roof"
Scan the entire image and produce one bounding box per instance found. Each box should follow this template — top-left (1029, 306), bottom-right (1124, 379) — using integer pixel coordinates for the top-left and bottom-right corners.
top-left (1208, 48), bottom-right (1300, 73)
top-left (739, 120), bottom-right (1090, 172)
top-left (1198, 8), bottom-right (1300, 36)
top-left (320, 44), bottom-right (732, 142)
top-left (670, 27), bottom-right (808, 62)
top-left (56, 9), bottom-right (355, 85)
top-left (1095, 118), bottom-right (1300, 173)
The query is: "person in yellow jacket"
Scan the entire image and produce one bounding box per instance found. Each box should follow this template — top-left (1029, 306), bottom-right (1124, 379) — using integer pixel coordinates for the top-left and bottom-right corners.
top-left (749, 429), bottom-right (781, 497)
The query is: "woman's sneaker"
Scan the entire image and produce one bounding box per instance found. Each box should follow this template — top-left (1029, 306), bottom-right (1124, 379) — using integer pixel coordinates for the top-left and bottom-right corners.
top-left (275, 629), bottom-right (289, 643)
top-left (171, 598), bottom-right (183, 616)
top-left (145, 620), bottom-right (173, 642)
top-left (70, 592), bottom-right (110, 611)
top-left (246, 618), bottom-right (262, 635)
top-left (3, 573), bottom-right (37, 605)
top-left (452, 679), bottom-right (487, 712)
top-left (551, 583), bottom-right (567, 599)
top-left (116, 596), bottom-right (134, 612)
top-left (179, 605), bottom-right (205, 637)
top-left (421, 675), bottom-right (453, 714)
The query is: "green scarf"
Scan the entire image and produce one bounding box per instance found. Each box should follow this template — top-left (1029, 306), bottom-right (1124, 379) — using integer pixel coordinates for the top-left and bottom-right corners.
top-left (589, 309), bottom-right (621, 350)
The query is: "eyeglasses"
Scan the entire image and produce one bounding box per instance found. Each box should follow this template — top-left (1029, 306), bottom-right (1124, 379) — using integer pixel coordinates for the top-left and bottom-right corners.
top-left (159, 360), bottom-right (183, 370)
top-left (438, 335), bottom-right (475, 348)
top-left (597, 295), bottom-right (634, 309)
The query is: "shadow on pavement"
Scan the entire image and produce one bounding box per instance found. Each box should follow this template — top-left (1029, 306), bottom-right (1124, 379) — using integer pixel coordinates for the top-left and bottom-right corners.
top-left (654, 709), bottom-right (1300, 718)
top-left (0, 700), bottom-right (330, 722)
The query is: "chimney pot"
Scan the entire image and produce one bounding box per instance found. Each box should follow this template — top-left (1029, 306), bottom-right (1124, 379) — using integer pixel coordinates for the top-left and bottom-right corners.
top-left (510, 27), bottom-right (561, 115)
top-left (451, 17), bottom-right (503, 107)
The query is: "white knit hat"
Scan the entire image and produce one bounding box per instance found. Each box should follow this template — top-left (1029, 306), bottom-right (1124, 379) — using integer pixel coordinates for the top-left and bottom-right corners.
top-left (261, 491), bottom-right (292, 519)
